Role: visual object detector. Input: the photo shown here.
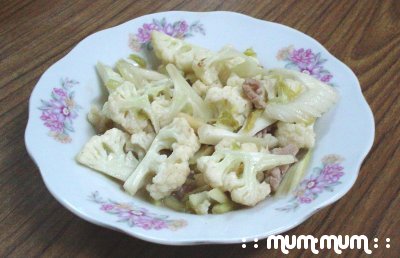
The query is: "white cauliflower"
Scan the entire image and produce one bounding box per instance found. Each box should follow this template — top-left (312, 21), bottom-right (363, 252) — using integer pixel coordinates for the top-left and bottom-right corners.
top-left (150, 64), bottom-right (213, 127)
top-left (151, 30), bottom-right (213, 73)
top-left (76, 128), bottom-right (138, 181)
top-left (87, 105), bottom-right (113, 134)
top-left (205, 86), bottom-right (251, 131)
top-left (102, 81), bottom-right (159, 134)
top-left (275, 122), bottom-right (315, 149)
top-left (193, 46), bottom-right (263, 86)
top-left (226, 73), bottom-right (245, 88)
top-left (116, 59), bottom-right (168, 89)
top-left (188, 191), bottom-right (211, 215)
top-left (192, 80), bottom-right (212, 98)
top-left (197, 150), bottom-right (296, 206)
top-left (129, 131), bottom-right (155, 160)
top-left (264, 69), bottom-right (338, 123)
top-left (123, 118), bottom-right (200, 200)
top-left (150, 95), bottom-right (173, 127)
top-left (96, 62), bottom-right (124, 92)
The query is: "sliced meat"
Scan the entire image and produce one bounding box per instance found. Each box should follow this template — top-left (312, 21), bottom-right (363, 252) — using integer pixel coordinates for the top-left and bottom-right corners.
top-left (265, 144), bottom-right (299, 192)
top-left (271, 144), bottom-right (299, 156)
top-left (242, 78), bottom-right (267, 109)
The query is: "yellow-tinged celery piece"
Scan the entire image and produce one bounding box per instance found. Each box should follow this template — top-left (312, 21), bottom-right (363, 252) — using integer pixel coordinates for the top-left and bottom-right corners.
top-left (217, 110), bottom-right (241, 131)
top-left (162, 196), bottom-right (186, 212)
top-left (273, 76), bottom-right (303, 103)
top-left (212, 202), bottom-right (235, 214)
top-left (208, 188), bottom-right (229, 203)
top-left (177, 112), bottom-right (206, 132)
top-left (242, 109), bottom-right (263, 133)
top-left (129, 54), bottom-right (147, 68)
top-left (96, 62), bottom-right (124, 92)
top-left (276, 149), bottom-right (313, 196)
top-left (187, 188), bottom-right (236, 215)
top-left (189, 145), bottom-right (214, 165)
top-left (243, 48), bottom-right (257, 57)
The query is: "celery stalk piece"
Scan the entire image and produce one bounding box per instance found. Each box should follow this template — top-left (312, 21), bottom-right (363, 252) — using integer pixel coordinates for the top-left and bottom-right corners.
top-left (96, 62), bottom-right (124, 92)
top-left (276, 149), bottom-right (313, 196)
top-left (162, 196), bottom-right (186, 212)
top-left (212, 202), bottom-right (235, 214)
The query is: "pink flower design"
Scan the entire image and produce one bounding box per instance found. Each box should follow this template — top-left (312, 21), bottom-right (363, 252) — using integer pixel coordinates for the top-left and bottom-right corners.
top-left (89, 192), bottom-right (186, 231)
top-left (162, 23), bottom-right (174, 36)
top-left (320, 74), bottom-right (333, 83)
top-left (322, 164), bottom-right (344, 184)
top-left (53, 88), bottom-right (67, 97)
top-left (41, 111), bottom-right (64, 133)
top-left (304, 178), bottom-right (325, 194)
top-left (277, 155), bottom-right (345, 211)
top-left (277, 46), bottom-right (333, 83)
top-left (129, 18), bottom-right (205, 51)
top-left (118, 210), bottom-right (136, 220)
top-left (290, 48), bottom-right (315, 65)
top-left (38, 78), bottom-right (80, 143)
top-left (173, 21), bottom-right (189, 38)
top-left (133, 216), bottom-right (168, 230)
top-left (297, 62), bottom-right (323, 78)
top-left (136, 23), bottom-right (161, 43)
top-left (101, 204), bottom-right (114, 211)
top-left (299, 196), bottom-right (313, 204)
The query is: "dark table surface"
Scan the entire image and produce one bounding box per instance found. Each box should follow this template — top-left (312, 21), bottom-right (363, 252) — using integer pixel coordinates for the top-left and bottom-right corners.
top-left (1, 0), bottom-right (399, 257)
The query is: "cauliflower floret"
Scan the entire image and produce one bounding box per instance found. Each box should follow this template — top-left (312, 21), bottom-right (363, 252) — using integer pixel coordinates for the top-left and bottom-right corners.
top-left (197, 150), bottom-right (296, 206)
top-left (102, 81), bottom-right (159, 134)
top-left (188, 191), bottom-right (211, 215)
top-left (226, 73), bottom-right (245, 88)
top-left (151, 31), bottom-right (213, 73)
top-left (87, 105), bottom-right (113, 134)
top-left (128, 131), bottom-right (155, 160)
top-left (116, 59), bottom-right (168, 89)
top-left (76, 128), bottom-right (138, 181)
top-left (264, 69), bottom-right (338, 123)
top-left (123, 118), bottom-right (200, 200)
top-left (205, 86), bottom-right (251, 131)
top-left (146, 145), bottom-right (195, 200)
top-left (96, 62), bottom-right (124, 92)
top-left (152, 64), bottom-right (213, 127)
top-left (150, 95), bottom-right (173, 127)
top-left (148, 64), bottom-right (213, 128)
top-left (275, 122), bottom-right (315, 149)
top-left (192, 46), bottom-right (263, 86)
top-left (192, 80), bottom-right (211, 98)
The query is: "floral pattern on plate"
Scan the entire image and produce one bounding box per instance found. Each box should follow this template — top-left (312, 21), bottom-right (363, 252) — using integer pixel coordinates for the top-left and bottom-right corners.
top-left (277, 154), bottom-right (344, 211)
top-left (89, 191), bottom-right (187, 230)
top-left (38, 78), bottom-right (81, 143)
top-left (277, 45), bottom-right (333, 83)
top-left (129, 18), bottom-right (205, 51)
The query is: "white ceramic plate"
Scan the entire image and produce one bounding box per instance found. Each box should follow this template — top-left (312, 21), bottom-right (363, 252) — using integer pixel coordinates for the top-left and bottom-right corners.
top-left (25, 11), bottom-right (375, 245)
